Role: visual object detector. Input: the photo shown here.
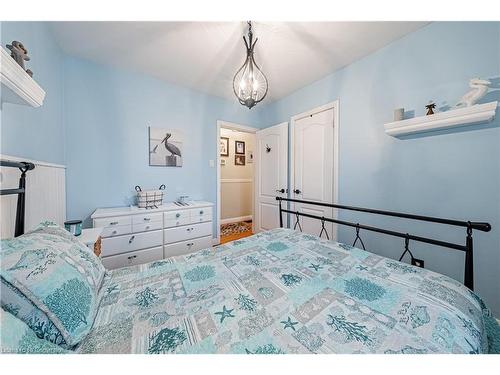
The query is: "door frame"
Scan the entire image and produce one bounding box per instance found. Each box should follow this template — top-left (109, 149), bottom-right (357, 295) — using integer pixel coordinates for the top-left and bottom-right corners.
top-left (289, 100), bottom-right (340, 238)
top-left (216, 120), bottom-right (258, 245)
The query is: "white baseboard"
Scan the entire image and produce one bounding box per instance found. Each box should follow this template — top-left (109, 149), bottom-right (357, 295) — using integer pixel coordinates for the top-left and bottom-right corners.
top-left (212, 237), bottom-right (220, 246)
top-left (220, 215), bottom-right (253, 225)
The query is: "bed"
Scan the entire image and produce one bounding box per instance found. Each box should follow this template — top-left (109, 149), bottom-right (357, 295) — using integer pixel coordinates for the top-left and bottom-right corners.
top-left (1, 159), bottom-right (498, 354)
top-left (76, 228), bottom-right (496, 354)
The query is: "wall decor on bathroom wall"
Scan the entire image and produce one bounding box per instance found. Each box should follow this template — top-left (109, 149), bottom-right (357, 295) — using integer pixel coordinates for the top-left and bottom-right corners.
top-left (235, 154), bottom-right (246, 166)
top-left (235, 140), bottom-right (245, 155)
top-left (149, 127), bottom-right (183, 167)
top-left (220, 137), bottom-right (229, 156)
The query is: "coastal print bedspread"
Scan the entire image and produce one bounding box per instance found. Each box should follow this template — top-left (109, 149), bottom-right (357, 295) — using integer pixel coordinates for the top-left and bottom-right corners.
top-left (78, 228), bottom-right (493, 354)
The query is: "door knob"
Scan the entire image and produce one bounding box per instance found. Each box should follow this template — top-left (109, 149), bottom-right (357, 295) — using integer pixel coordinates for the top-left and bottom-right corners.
top-left (275, 188), bottom-right (285, 194)
top-left (293, 189), bottom-right (301, 194)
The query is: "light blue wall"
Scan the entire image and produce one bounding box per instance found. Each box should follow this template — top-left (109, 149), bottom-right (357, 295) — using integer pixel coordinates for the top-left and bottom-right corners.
top-left (63, 57), bottom-right (259, 229)
top-left (0, 22), bottom-right (65, 164)
top-left (255, 22), bottom-right (500, 315)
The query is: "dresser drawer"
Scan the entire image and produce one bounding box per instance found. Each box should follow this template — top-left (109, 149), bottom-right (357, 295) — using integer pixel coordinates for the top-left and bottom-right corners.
top-left (132, 213), bottom-right (163, 225)
top-left (164, 210), bottom-right (190, 222)
top-left (189, 207), bottom-right (212, 221)
top-left (132, 221), bottom-right (163, 233)
top-left (191, 215), bottom-right (212, 224)
top-left (164, 222), bottom-right (212, 244)
top-left (94, 216), bottom-right (132, 228)
top-left (164, 217), bottom-right (191, 228)
top-left (102, 246), bottom-right (163, 269)
top-left (100, 224), bottom-right (132, 238)
top-left (101, 229), bottom-right (163, 257)
top-left (164, 236), bottom-right (212, 258)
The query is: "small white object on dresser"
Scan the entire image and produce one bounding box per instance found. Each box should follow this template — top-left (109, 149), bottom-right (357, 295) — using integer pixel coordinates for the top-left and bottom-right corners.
top-left (91, 201), bottom-right (214, 269)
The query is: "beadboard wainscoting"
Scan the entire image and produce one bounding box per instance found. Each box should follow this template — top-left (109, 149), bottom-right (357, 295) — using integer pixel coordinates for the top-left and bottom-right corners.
top-left (0, 154), bottom-right (66, 239)
top-left (220, 178), bottom-right (253, 224)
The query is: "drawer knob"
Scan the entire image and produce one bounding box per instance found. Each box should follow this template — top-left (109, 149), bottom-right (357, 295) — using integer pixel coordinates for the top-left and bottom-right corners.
top-left (200, 210), bottom-right (204, 215)
top-left (110, 221), bottom-right (119, 225)
top-left (127, 255), bottom-right (137, 260)
top-left (128, 235), bottom-right (135, 244)
top-left (143, 217), bottom-right (151, 221)
top-left (112, 230), bottom-right (117, 235)
top-left (176, 213), bottom-right (181, 218)
top-left (146, 226), bottom-right (150, 230)
top-left (187, 242), bottom-right (194, 247)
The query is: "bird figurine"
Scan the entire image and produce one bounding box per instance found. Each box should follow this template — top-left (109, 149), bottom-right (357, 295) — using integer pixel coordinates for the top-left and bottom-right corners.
top-left (455, 78), bottom-right (491, 108)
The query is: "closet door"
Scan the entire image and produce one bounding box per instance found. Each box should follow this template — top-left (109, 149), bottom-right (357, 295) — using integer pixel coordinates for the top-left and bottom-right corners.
top-left (254, 122), bottom-right (288, 233)
top-left (291, 105), bottom-right (336, 239)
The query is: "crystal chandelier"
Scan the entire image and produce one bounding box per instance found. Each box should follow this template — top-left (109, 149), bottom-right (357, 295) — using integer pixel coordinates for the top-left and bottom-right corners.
top-left (233, 21), bottom-right (268, 109)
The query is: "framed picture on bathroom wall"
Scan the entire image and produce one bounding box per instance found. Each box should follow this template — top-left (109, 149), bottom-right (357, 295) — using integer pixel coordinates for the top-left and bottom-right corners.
top-left (220, 137), bottom-right (229, 156)
top-left (235, 154), bottom-right (246, 166)
top-left (235, 140), bottom-right (245, 155)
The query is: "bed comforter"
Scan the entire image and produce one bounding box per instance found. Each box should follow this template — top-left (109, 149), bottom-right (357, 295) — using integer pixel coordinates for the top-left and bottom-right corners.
top-left (77, 228), bottom-right (495, 354)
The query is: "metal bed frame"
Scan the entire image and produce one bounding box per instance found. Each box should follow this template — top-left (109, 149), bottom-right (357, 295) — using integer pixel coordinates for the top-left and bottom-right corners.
top-left (276, 196), bottom-right (491, 291)
top-left (0, 159), bottom-right (35, 237)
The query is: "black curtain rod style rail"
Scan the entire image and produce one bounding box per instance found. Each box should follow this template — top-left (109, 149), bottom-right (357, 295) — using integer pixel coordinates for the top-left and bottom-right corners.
top-left (276, 196), bottom-right (492, 291)
top-left (0, 159), bottom-right (36, 237)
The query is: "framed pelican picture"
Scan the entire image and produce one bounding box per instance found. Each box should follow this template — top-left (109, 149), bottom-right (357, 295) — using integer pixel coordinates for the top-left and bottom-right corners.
top-left (149, 127), bottom-right (183, 167)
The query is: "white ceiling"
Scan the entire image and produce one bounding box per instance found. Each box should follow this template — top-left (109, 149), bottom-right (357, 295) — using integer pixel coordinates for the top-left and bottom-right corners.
top-left (50, 22), bottom-right (428, 103)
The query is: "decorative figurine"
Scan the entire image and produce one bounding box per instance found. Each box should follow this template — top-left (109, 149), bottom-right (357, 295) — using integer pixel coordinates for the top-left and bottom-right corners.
top-left (425, 103), bottom-right (436, 115)
top-left (6, 41), bottom-right (32, 76)
top-left (455, 78), bottom-right (491, 108)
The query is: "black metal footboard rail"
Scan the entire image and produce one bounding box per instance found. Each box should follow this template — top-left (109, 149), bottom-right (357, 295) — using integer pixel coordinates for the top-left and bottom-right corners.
top-left (276, 196), bottom-right (491, 291)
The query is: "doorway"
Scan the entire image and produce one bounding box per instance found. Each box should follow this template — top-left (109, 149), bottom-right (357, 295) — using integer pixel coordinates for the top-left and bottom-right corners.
top-left (216, 121), bottom-right (257, 244)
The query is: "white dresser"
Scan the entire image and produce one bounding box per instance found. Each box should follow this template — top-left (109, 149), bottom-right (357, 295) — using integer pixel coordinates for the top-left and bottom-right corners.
top-left (91, 201), bottom-right (214, 269)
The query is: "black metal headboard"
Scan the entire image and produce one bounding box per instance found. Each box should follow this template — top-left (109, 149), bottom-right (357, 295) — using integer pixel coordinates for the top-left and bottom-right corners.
top-left (0, 159), bottom-right (35, 237)
top-left (276, 196), bottom-right (491, 291)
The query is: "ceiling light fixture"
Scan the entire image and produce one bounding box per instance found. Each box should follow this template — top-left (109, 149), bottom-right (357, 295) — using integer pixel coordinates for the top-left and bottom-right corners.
top-left (233, 21), bottom-right (268, 109)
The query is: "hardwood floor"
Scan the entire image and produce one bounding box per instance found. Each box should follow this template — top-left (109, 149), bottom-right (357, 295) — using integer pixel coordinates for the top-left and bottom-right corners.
top-left (220, 229), bottom-right (253, 244)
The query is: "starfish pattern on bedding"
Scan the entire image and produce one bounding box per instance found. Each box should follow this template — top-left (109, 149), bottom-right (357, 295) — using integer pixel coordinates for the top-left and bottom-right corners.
top-left (214, 305), bottom-right (235, 323)
top-left (280, 316), bottom-right (299, 331)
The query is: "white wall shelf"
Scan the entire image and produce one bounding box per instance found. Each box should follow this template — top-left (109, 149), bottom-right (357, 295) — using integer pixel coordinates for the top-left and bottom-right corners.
top-left (1, 46), bottom-right (45, 107)
top-left (384, 101), bottom-right (498, 137)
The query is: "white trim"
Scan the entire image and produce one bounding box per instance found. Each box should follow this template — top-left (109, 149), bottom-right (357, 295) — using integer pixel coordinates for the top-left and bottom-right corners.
top-left (0, 154), bottom-right (66, 169)
top-left (220, 215), bottom-right (253, 225)
top-left (216, 120), bottom-right (258, 244)
top-left (289, 100), bottom-right (340, 239)
top-left (221, 178), bottom-right (253, 184)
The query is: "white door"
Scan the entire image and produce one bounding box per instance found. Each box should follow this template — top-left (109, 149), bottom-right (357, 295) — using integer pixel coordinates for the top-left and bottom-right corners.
top-left (254, 122), bottom-right (288, 233)
top-left (291, 105), bottom-right (336, 239)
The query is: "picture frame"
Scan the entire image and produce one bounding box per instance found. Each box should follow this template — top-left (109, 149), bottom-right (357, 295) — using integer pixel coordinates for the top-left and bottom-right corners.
top-left (149, 127), bottom-right (183, 167)
top-left (220, 137), bottom-right (229, 156)
top-left (235, 140), bottom-right (245, 155)
top-left (235, 154), bottom-right (246, 166)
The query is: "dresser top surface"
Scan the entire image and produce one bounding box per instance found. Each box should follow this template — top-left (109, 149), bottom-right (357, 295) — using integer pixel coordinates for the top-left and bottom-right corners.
top-left (91, 201), bottom-right (214, 219)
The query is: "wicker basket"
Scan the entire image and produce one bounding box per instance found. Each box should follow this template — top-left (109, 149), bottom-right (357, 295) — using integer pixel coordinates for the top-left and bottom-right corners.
top-left (135, 185), bottom-right (165, 209)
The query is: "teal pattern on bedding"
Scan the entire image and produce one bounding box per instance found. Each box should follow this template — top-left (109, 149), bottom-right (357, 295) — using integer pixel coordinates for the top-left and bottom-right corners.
top-left (0, 307), bottom-right (70, 354)
top-left (76, 228), bottom-right (497, 354)
top-left (0, 222), bottom-right (105, 347)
